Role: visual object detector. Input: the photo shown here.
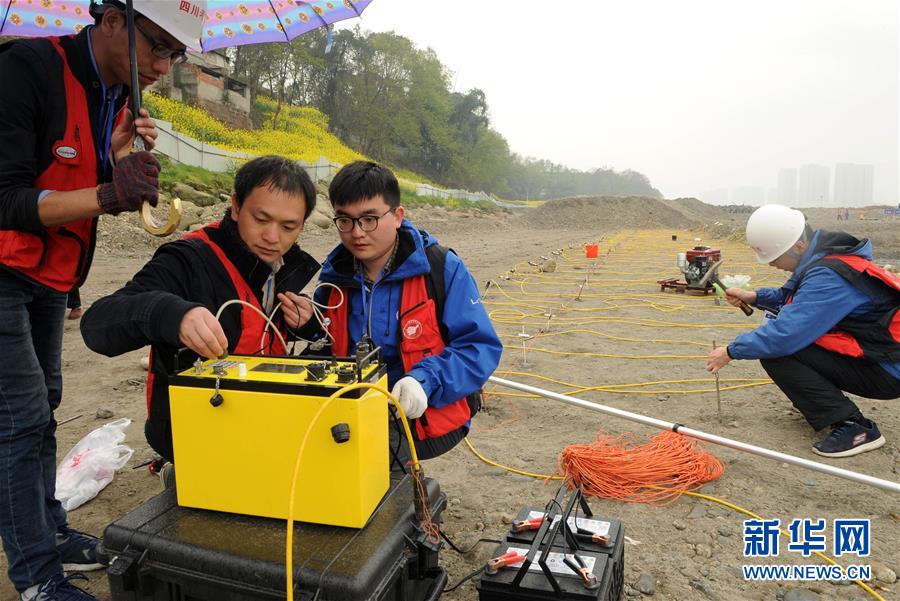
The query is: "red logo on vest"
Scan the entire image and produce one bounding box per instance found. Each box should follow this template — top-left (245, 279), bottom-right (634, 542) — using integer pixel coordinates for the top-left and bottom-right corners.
top-left (403, 319), bottom-right (423, 340)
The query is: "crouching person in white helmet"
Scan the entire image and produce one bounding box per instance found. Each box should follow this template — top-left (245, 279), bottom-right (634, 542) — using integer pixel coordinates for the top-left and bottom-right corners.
top-left (0, 1), bottom-right (205, 600)
top-left (706, 204), bottom-right (900, 458)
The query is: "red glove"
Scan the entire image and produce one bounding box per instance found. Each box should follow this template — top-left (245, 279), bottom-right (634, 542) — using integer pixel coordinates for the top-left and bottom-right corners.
top-left (97, 150), bottom-right (160, 215)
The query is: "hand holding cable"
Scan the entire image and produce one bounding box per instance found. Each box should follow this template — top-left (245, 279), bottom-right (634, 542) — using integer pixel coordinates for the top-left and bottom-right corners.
top-left (97, 150), bottom-right (159, 215)
top-left (391, 376), bottom-right (428, 419)
top-left (276, 292), bottom-right (313, 329)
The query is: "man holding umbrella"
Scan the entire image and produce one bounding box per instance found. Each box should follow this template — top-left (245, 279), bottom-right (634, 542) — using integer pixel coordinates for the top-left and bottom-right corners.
top-left (0, 1), bottom-right (205, 599)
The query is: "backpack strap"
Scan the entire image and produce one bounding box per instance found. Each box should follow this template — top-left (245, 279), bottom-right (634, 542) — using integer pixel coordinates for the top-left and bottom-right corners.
top-left (423, 243), bottom-right (453, 341)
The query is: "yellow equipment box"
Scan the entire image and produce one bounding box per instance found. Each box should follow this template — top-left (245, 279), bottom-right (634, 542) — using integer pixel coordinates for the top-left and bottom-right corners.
top-left (168, 353), bottom-right (389, 528)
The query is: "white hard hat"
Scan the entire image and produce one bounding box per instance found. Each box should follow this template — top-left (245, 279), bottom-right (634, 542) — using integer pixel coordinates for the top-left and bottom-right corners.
top-left (745, 204), bottom-right (807, 263)
top-left (93, 0), bottom-right (207, 50)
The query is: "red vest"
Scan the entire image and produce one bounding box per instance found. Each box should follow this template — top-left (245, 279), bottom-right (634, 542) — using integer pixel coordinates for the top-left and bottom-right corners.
top-left (145, 223), bottom-right (287, 412)
top-left (325, 276), bottom-right (474, 441)
top-left (788, 254), bottom-right (900, 361)
top-left (0, 37), bottom-right (99, 292)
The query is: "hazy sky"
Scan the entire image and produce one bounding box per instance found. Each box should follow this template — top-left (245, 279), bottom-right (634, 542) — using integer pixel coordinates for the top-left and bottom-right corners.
top-left (339, 1), bottom-right (899, 202)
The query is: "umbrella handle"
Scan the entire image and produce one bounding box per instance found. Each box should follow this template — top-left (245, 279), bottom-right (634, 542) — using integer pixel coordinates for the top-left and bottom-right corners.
top-left (141, 196), bottom-right (182, 237)
top-left (132, 133), bottom-right (180, 236)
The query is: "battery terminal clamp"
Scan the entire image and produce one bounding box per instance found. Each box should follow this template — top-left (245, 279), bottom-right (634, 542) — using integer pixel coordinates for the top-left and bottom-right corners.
top-left (576, 526), bottom-right (610, 546)
top-left (511, 517), bottom-right (544, 532)
top-left (484, 551), bottom-right (526, 575)
top-left (563, 553), bottom-right (601, 590)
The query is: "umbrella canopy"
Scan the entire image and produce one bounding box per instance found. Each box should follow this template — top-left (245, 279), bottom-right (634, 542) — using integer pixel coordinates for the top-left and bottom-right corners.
top-left (0, 1), bottom-right (372, 50)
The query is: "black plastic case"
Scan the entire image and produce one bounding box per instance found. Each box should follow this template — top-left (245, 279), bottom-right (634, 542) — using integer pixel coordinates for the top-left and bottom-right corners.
top-left (99, 475), bottom-right (447, 600)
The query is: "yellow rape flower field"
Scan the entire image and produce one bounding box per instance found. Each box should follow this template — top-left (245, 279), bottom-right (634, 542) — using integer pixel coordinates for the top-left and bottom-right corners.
top-left (144, 92), bottom-right (427, 188)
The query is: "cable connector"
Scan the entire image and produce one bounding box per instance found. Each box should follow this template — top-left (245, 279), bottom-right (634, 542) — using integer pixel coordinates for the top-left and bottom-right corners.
top-left (511, 517), bottom-right (544, 532)
top-left (576, 525), bottom-right (610, 546)
top-left (562, 553), bottom-right (600, 589)
top-left (484, 551), bottom-right (526, 575)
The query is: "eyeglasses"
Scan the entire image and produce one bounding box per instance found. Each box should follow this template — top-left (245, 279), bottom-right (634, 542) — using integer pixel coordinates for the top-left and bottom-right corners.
top-left (333, 208), bottom-right (395, 233)
top-left (134, 19), bottom-right (188, 65)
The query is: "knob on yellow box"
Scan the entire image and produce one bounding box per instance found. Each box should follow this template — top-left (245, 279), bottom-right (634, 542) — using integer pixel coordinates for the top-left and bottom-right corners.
top-left (168, 355), bottom-right (389, 528)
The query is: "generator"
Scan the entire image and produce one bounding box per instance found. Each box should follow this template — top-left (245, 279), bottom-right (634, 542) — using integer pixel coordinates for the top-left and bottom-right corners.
top-left (658, 245), bottom-right (721, 294)
top-left (167, 346), bottom-right (389, 528)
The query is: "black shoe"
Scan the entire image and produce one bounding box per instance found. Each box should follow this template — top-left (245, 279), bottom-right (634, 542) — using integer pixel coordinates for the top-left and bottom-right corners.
top-left (812, 419), bottom-right (886, 458)
top-left (19, 573), bottom-right (96, 600)
top-left (56, 527), bottom-right (103, 572)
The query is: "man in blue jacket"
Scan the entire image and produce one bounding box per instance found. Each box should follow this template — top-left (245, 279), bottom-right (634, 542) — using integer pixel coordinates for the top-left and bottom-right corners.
top-left (707, 204), bottom-right (900, 458)
top-left (310, 161), bottom-right (502, 463)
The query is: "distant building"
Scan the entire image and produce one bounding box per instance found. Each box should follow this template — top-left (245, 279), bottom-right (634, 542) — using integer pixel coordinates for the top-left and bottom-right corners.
top-left (732, 186), bottom-right (765, 205)
top-left (149, 50), bottom-right (251, 130)
top-left (797, 164), bottom-right (830, 207)
top-left (777, 168), bottom-right (797, 205)
top-left (833, 163), bottom-right (874, 207)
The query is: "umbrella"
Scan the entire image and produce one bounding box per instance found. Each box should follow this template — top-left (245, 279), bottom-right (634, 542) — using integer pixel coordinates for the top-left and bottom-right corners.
top-left (1, 1), bottom-right (374, 50)
top-left (0, 0), bottom-right (373, 233)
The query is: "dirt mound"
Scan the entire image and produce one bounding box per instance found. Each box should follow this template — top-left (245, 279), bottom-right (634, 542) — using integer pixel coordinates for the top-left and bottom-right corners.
top-left (519, 195), bottom-right (711, 231)
top-left (658, 197), bottom-right (737, 225)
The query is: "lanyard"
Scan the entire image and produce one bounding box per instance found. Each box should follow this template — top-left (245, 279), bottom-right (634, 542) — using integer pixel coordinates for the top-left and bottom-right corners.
top-left (86, 25), bottom-right (117, 168)
top-left (98, 92), bottom-right (116, 169)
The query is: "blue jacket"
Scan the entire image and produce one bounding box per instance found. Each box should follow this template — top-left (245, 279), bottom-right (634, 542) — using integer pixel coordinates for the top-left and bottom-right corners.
top-left (315, 220), bottom-right (502, 409)
top-left (728, 229), bottom-right (900, 380)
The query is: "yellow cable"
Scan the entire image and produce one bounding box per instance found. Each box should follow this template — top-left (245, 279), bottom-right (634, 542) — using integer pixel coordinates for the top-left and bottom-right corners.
top-left (462, 437), bottom-right (885, 601)
top-left (286, 383), bottom-right (418, 601)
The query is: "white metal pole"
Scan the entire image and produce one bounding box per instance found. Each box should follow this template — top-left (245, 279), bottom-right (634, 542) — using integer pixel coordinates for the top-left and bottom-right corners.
top-left (488, 375), bottom-right (900, 494)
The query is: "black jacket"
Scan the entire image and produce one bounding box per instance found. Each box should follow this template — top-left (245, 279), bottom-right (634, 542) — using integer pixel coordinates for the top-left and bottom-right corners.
top-left (81, 212), bottom-right (321, 460)
top-left (0, 26), bottom-right (125, 233)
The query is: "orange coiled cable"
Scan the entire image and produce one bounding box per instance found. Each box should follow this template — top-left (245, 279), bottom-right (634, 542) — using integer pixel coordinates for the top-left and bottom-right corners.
top-left (559, 430), bottom-right (724, 505)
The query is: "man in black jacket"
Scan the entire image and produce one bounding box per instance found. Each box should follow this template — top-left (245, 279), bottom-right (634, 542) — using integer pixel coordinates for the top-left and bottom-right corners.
top-left (82, 156), bottom-right (320, 465)
top-left (0, 2), bottom-right (205, 599)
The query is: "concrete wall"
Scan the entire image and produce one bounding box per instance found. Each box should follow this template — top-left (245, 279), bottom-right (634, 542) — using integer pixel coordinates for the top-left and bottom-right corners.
top-left (413, 184), bottom-right (492, 203)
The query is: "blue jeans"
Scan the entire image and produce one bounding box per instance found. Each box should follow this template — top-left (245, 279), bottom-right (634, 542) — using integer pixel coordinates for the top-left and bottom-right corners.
top-left (0, 269), bottom-right (68, 591)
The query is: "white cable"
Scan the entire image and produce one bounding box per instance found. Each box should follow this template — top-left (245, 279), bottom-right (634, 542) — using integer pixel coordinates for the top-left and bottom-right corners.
top-left (215, 298), bottom-right (288, 353)
top-left (258, 282), bottom-right (345, 351)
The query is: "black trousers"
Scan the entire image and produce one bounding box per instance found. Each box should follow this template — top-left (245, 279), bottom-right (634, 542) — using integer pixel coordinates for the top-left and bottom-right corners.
top-left (760, 344), bottom-right (900, 431)
top-left (66, 286), bottom-right (81, 310)
top-left (388, 413), bottom-right (467, 472)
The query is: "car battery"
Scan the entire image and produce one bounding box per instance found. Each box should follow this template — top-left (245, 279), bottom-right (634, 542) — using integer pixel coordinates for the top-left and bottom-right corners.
top-left (505, 508), bottom-right (624, 557)
top-left (99, 474), bottom-right (447, 601)
top-left (475, 538), bottom-right (623, 601)
top-left (168, 353), bottom-right (388, 528)
top-left (476, 491), bottom-right (624, 601)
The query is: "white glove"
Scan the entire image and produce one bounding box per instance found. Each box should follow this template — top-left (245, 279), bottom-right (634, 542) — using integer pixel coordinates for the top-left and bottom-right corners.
top-left (391, 376), bottom-right (428, 419)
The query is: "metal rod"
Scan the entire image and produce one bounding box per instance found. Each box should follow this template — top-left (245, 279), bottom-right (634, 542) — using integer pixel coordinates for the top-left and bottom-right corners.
top-left (125, 0), bottom-right (145, 151)
top-left (713, 340), bottom-right (722, 423)
top-left (487, 375), bottom-right (900, 494)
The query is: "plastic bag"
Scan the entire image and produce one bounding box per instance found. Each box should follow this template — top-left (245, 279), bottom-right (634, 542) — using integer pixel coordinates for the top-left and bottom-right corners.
top-left (720, 274), bottom-right (751, 289)
top-left (56, 418), bottom-right (134, 511)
